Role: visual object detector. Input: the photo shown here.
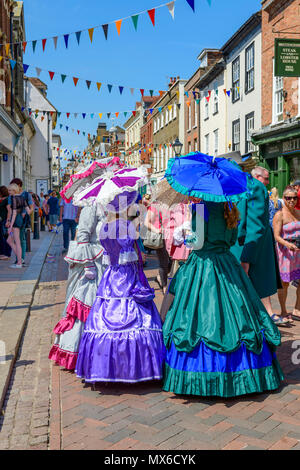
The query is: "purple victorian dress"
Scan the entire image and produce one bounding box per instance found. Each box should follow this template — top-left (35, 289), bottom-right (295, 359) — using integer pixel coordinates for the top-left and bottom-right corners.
top-left (75, 218), bottom-right (165, 383)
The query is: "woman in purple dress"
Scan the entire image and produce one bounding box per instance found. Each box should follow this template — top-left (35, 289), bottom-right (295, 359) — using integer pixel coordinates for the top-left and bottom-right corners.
top-left (75, 213), bottom-right (165, 383)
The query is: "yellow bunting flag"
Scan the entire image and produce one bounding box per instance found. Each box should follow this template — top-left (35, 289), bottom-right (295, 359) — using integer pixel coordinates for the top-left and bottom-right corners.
top-left (168, 105), bottom-right (172, 111)
top-left (176, 91), bottom-right (179, 98)
top-left (99, 113), bottom-right (102, 119)
top-left (96, 82), bottom-right (102, 92)
top-left (88, 28), bottom-right (94, 43)
top-left (5, 44), bottom-right (10, 56)
top-left (115, 19), bottom-right (122, 36)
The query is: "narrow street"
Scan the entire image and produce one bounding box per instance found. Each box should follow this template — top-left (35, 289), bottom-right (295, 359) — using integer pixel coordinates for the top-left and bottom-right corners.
top-left (0, 232), bottom-right (300, 451)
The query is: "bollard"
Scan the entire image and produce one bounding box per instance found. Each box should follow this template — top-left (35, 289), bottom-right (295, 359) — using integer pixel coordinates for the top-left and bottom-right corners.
top-left (33, 209), bottom-right (40, 240)
top-left (25, 228), bottom-right (31, 252)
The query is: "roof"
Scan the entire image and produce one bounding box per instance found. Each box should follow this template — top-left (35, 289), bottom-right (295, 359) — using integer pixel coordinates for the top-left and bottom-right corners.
top-left (197, 48), bottom-right (221, 62)
top-left (27, 77), bottom-right (48, 91)
top-left (196, 59), bottom-right (225, 89)
top-left (221, 11), bottom-right (261, 55)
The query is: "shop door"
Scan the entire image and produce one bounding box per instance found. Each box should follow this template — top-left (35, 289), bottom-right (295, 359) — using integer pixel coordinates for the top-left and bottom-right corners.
top-left (289, 154), bottom-right (300, 183)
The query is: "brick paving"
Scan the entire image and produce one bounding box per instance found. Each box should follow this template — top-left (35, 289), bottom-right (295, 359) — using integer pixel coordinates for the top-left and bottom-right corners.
top-left (0, 234), bottom-right (300, 450)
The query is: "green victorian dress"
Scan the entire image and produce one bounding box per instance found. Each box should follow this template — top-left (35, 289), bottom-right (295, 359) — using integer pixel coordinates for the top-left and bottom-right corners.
top-left (162, 202), bottom-right (284, 397)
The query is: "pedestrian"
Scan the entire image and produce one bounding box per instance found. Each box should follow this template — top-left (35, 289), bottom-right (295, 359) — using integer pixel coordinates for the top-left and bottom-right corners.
top-left (162, 200), bottom-right (283, 397)
top-left (42, 194), bottom-right (51, 231)
top-left (273, 185), bottom-right (300, 323)
top-left (49, 204), bottom-right (107, 370)
top-left (6, 178), bottom-right (33, 266)
top-left (269, 187), bottom-right (283, 227)
top-left (47, 191), bottom-right (59, 231)
top-left (6, 183), bottom-right (30, 268)
top-left (293, 180), bottom-right (300, 210)
top-left (59, 198), bottom-right (79, 253)
top-left (144, 198), bottom-right (171, 294)
top-left (231, 166), bottom-right (286, 326)
top-left (0, 186), bottom-right (12, 260)
top-left (75, 206), bottom-right (165, 383)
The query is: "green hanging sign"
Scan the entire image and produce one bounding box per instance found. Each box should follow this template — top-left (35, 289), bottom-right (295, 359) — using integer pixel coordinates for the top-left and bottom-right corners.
top-left (275, 38), bottom-right (300, 77)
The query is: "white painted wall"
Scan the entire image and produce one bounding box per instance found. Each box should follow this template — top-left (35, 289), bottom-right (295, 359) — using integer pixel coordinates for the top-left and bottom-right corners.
top-left (25, 80), bottom-right (55, 193)
top-left (225, 28), bottom-right (261, 154)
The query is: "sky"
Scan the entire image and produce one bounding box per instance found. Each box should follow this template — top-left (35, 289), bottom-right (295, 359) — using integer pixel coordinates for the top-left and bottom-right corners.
top-left (22, 0), bottom-right (261, 161)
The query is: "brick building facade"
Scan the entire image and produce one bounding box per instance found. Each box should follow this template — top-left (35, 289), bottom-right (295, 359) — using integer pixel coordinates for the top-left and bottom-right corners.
top-left (0, 0), bottom-right (14, 112)
top-left (252, 0), bottom-right (300, 193)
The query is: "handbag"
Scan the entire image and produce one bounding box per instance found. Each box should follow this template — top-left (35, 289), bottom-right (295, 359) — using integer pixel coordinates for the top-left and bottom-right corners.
top-left (288, 237), bottom-right (300, 249)
top-left (143, 211), bottom-right (164, 250)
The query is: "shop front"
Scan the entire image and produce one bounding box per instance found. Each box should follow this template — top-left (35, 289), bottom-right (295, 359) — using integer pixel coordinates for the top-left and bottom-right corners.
top-left (252, 122), bottom-right (300, 195)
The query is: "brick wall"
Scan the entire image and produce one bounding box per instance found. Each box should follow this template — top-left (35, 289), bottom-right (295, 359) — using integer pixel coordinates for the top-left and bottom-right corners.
top-left (262, 0), bottom-right (300, 126)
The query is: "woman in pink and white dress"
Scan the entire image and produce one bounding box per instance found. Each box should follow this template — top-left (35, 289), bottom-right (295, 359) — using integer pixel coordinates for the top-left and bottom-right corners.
top-left (273, 185), bottom-right (300, 323)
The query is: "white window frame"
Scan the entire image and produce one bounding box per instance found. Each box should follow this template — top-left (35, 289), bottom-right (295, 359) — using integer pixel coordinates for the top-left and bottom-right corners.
top-left (194, 101), bottom-right (198, 128)
top-left (214, 129), bottom-right (219, 156)
top-left (213, 82), bottom-right (219, 114)
top-left (205, 134), bottom-right (209, 155)
top-left (173, 103), bottom-right (177, 119)
top-left (161, 113), bottom-right (164, 128)
top-left (188, 104), bottom-right (192, 131)
top-left (232, 57), bottom-right (240, 102)
top-left (245, 42), bottom-right (255, 93)
top-left (232, 120), bottom-right (240, 152)
top-left (245, 113), bottom-right (255, 153)
top-left (205, 99), bottom-right (209, 120)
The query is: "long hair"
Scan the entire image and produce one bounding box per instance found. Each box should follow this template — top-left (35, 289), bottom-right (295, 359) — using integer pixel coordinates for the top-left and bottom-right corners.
top-left (224, 202), bottom-right (239, 229)
top-left (269, 187), bottom-right (279, 208)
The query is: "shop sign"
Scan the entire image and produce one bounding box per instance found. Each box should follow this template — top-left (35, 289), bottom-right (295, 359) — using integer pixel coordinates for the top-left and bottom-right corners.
top-left (283, 138), bottom-right (300, 153)
top-left (275, 38), bottom-right (300, 77)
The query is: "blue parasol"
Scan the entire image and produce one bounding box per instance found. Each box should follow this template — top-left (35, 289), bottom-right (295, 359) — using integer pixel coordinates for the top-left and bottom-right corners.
top-left (165, 152), bottom-right (252, 203)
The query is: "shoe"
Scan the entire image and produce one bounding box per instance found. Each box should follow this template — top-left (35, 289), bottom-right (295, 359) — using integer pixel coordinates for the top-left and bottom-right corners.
top-left (22, 262), bottom-right (28, 267)
top-left (9, 264), bottom-right (23, 269)
top-left (271, 314), bottom-right (290, 327)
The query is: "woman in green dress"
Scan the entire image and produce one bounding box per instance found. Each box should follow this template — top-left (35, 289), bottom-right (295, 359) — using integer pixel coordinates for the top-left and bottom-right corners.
top-left (163, 201), bottom-right (284, 397)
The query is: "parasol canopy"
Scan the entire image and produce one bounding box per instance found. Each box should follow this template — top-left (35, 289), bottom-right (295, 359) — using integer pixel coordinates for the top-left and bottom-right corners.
top-left (60, 156), bottom-right (124, 202)
top-left (165, 152), bottom-right (251, 203)
top-left (73, 166), bottom-right (149, 212)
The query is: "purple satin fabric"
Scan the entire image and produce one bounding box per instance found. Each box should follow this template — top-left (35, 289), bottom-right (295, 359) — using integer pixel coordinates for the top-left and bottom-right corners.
top-left (75, 219), bottom-right (165, 383)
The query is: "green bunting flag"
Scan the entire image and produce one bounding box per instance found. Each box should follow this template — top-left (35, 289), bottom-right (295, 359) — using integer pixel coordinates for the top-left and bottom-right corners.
top-left (149, 90), bottom-right (154, 97)
top-left (131, 14), bottom-right (139, 31)
top-left (61, 74), bottom-right (67, 83)
top-left (75, 31), bottom-right (81, 45)
top-left (32, 40), bottom-right (37, 53)
top-left (107, 84), bottom-right (112, 93)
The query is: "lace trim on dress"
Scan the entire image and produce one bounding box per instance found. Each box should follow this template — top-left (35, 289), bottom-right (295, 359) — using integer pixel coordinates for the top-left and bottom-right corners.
top-left (102, 250), bottom-right (138, 265)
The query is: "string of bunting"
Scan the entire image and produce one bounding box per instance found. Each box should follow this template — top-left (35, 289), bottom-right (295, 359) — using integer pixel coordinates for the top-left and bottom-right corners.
top-left (0, 0), bottom-right (211, 50)
top-left (1, 56), bottom-right (165, 97)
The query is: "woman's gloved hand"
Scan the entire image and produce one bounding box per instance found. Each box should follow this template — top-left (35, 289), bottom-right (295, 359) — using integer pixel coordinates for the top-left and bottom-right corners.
top-left (84, 266), bottom-right (97, 280)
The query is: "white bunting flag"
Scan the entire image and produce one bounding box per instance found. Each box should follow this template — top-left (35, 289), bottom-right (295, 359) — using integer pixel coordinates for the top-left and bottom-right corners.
top-left (53, 36), bottom-right (58, 50)
top-left (167, 1), bottom-right (175, 19)
top-left (36, 67), bottom-right (42, 77)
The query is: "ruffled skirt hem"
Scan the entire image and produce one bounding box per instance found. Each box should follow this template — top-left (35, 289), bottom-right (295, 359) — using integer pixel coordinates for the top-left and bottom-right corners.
top-left (48, 344), bottom-right (78, 370)
top-left (163, 361), bottom-right (284, 397)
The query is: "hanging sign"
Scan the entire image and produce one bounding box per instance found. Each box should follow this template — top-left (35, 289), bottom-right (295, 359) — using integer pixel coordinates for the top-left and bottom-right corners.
top-left (275, 38), bottom-right (300, 77)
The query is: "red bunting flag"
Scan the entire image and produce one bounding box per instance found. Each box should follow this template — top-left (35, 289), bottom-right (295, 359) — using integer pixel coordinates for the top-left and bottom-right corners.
top-left (49, 71), bottom-right (55, 80)
top-left (132, 111), bottom-right (136, 117)
top-left (22, 42), bottom-right (27, 53)
top-left (42, 39), bottom-right (47, 51)
top-left (66, 113), bottom-right (70, 118)
top-left (148, 9), bottom-right (155, 26)
top-left (73, 77), bottom-right (79, 87)
top-left (159, 90), bottom-right (164, 97)
top-left (77, 130), bottom-right (80, 135)
top-left (140, 89), bottom-right (144, 97)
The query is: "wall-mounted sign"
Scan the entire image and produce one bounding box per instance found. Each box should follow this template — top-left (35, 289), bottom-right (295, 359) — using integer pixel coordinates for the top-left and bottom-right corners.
top-left (275, 38), bottom-right (300, 77)
top-left (36, 179), bottom-right (48, 196)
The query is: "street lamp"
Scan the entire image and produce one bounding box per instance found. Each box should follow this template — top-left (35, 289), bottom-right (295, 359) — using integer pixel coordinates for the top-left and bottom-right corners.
top-left (172, 137), bottom-right (183, 157)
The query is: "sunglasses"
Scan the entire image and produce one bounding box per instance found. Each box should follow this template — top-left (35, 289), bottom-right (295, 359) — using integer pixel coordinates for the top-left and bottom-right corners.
top-left (284, 196), bottom-right (298, 201)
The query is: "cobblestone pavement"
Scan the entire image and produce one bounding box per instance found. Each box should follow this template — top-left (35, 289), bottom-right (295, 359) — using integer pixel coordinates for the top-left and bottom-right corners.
top-left (0, 234), bottom-right (300, 450)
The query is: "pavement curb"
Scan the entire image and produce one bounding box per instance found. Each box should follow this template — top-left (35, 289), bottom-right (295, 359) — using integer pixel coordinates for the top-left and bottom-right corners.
top-left (0, 232), bottom-right (56, 413)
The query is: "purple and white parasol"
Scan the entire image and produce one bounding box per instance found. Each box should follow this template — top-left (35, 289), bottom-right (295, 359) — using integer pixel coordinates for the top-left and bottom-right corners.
top-left (73, 166), bottom-right (149, 212)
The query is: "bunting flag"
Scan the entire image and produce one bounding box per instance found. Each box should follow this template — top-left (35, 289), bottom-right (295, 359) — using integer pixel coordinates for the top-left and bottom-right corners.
top-left (99, 113), bottom-right (102, 119)
top-left (149, 90), bottom-right (154, 97)
top-left (186, 0), bottom-right (195, 11)
top-left (119, 86), bottom-right (124, 95)
top-left (226, 90), bottom-right (231, 97)
top-left (96, 82), bottom-right (102, 91)
top-left (167, 1), bottom-right (175, 19)
top-left (75, 31), bottom-right (81, 45)
top-left (23, 63), bottom-right (29, 74)
top-left (73, 77), bottom-right (79, 86)
top-left (159, 91), bottom-right (164, 97)
top-left (131, 14), bottom-right (139, 31)
top-left (107, 112), bottom-right (111, 119)
top-left (82, 113), bottom-right (86, 119)
top-left (22, 42), bottom-right (27, 53)
top-left (107, 84), bottom-right (113, 93)
top-left (10, 60), bottom-right (16, 70)
top-left (132, 111), bottom-right (136, 117)
top-left (124, 112), bottom-right (127, 118)
top-left (223, 89), bottom-right (227, 96)
top-left (86, 80), bottom-right (91, 89)
top-left (102, 24), bottom-right (108, 40)
top-left (88, 28), bottom-right (94, 43)
top-left (49, 71), bottom-right (55, 80)
top-left (115, 20), bottom-right (122, 36)
top-left (5, 44), bottom-right (10, 56)
top-left (130, 88), bottom-right (134, 95)
top-left (148, 9), bottom-right (155, 27)
top-left (42, 38), bottom-right (47, 51)
top-left (64, 34), bottom-right (69, 48)
top-left (53, 36), bottom-right (58, 49)
top-left (32, 40), bottom-right (37, 53)
top-left (61, 74), bottom-right (67, 83)
top-left (140, 89), bottom-right (144, 97)
top-left (115, 112), bottom-right (119, 118)
top-left (36, 67), bottom-right (41, 76)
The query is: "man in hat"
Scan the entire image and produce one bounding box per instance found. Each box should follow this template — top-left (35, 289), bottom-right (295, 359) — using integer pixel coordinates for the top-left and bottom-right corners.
top-left (231, 165), bottom-right (287, 325)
